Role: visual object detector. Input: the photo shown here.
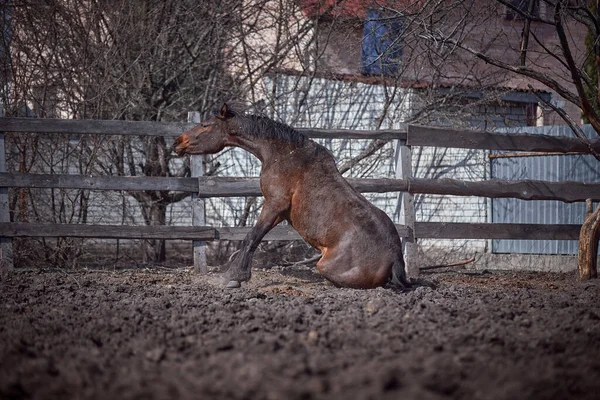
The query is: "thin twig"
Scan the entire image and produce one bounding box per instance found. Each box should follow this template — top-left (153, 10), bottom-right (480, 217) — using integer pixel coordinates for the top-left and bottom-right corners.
top-left (419, 257), bottom-right (476, 271)
top-left (281, 253), bottom-right (322, 267)
top-left (489, 151), bottom-right (587, 159)
top-left (55, 266), bottom-right (81, 288)
top-left (528, 84), bottom-right (600, 161)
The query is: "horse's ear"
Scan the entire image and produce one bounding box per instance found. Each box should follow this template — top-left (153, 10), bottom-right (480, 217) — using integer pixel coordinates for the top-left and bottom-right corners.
top-left (216, 103), bottom-right (234, 120)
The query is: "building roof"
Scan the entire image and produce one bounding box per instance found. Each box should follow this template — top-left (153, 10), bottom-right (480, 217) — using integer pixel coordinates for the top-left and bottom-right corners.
top-left (268, 68), bottom-right (552, 102)
top-left (299, 0), bottom-right (422, 19)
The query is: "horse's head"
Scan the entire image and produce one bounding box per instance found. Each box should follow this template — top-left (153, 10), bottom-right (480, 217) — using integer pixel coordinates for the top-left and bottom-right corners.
top-left (173, 103), bottom-right (235, 156)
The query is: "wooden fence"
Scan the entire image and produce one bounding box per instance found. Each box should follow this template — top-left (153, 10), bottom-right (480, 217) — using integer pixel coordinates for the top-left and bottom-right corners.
top-left (1, 117), bottom-right (599, 275)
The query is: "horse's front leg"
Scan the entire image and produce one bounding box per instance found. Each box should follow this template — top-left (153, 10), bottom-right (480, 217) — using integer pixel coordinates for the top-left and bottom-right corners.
top-left (224, 200), bottom-right (285, 288)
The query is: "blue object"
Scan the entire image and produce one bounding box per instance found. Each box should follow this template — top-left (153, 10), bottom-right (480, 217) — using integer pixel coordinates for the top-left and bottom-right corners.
top-left (361, 8), bottom-right (403, 75)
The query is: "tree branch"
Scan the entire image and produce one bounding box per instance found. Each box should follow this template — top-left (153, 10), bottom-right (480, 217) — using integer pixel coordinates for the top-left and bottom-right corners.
top-left (420, 28), bottom-right (582, 108)
top-left (528, 83), bottom-right (600, 161)
top-left (554, 0), bottom-right (600, 136)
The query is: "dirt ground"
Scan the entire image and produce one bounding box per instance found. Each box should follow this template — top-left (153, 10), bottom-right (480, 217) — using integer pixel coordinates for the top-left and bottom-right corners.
top-left (1, 265), bottom-right (599, 400)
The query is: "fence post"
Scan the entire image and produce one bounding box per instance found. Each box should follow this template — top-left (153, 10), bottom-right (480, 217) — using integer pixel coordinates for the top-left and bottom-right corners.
top-left (0, 131), bottom-right (13, 270)
top-left (187, 112), bottom-right (208, 273)
top-left (394, 136), bottom-right (418, 277)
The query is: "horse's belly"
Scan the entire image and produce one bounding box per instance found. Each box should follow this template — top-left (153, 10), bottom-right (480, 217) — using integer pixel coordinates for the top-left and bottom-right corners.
top-left (288, 194), bottom-right (359, 251)
top-left (290, 186), bottom-right (401, 253)
top-left (288, 199), bottom-right (337, 250)
top-left (288, 216), bottom-right (329, 250)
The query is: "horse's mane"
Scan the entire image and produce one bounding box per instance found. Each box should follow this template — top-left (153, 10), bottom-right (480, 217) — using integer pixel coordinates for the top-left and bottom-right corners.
top-left (224, 104), bottom-right (308, 147)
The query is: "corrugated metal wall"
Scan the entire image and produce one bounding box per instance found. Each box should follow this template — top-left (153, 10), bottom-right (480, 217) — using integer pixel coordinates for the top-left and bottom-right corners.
top-left (491, 125), bottom-right (600, 254)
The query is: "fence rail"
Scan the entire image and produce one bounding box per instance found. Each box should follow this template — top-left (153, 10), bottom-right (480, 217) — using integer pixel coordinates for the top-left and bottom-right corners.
top-left (0, 118), bottom-right (405, 140)
top-left (1, 173), bottom-right (597, 202)
top-left (4, 118), bottom-right (599, 150)
top-left (0, 223), bottom-right (216, 240)
top-left (408, 125), bottom-right (600, 152)
top-left (0, 222), bottom-right (582, 241)
top-left (1, 117), bottom-right (598, 272)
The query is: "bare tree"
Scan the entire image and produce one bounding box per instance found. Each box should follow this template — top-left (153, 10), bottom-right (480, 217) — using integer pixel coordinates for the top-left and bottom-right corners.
top-left (3, 0), bottom-right (237, 262)
top-left (6, 0), bottom-right (590, 269)
top-left (397, 0), bottom-right (598, 276)
top-left (3, 0), bottom-right (322, 264)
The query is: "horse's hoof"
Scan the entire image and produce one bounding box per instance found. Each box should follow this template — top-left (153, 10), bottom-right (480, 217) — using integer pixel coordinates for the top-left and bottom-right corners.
top-left (226, 280), bottom-right (241, 289)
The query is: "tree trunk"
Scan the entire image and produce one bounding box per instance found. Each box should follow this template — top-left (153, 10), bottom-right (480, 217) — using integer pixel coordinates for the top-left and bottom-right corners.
top-left (141, 201), bottom-right (167, 263)
top-left (578, 203), bottom-right (600, 279)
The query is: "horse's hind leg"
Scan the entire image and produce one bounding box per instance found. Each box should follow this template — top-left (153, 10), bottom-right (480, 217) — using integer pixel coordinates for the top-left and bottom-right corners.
top-left (224, 200), bottom-right (285, 286)
top-left (317, 259), bottom-right (366, 288)
top-left (316, 247), bottom-right (391, 289)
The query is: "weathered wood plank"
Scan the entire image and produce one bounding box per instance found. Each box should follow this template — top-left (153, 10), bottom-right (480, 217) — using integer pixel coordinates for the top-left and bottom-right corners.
top-left (0, 132), bottom-right (13, 270)
top-left (0, 173), bottom-right (407, 195)
top-left (0, 118), bottom-right (406, 140)
top-left (189, 111), bottom-right (208, 273)
top-left (0, 118), bottom-right (194, 137)
top-left (0, 221), bottom-right (581, 241)
top-left (410, 178), bottom-right (600, 202)
top-left (0, 173), bottom-right (198, 192)
top-left (196, 177), bottom-right (409, 198)
top-left (215, 222), bottom-right (579, 241)
top-left (216, 224), bottom-right (411, 241)
top-left (0, 223), bottom-right (216, 240)
top-left (197, 176), bottom-right (599, 202)
top-left (408, 125), bottom-right (600, 153)
top-left (3, 118), bottom-right (598, 150)
top-left (415, 222), bottom-right (581, 240)
top-left (2, 173), bottom-right (597, 202)
top-left (197, 177), bottom-right (260, 197)
top-left (350, 178), bottom-right (409, 194)
top-left (217, 225), bottom-right (304, 241)
top-left (395, 142), bottom-right (418, 277)
top-left (298, 128), bottom-right (406, 140)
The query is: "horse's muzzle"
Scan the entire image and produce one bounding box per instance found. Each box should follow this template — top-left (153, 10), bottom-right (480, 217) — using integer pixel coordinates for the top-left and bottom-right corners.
top-left (172, 135), bottom-right (189, 156)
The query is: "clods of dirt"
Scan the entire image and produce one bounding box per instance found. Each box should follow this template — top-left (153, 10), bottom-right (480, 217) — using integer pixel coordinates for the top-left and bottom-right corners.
top-left (1, 267), bottom-right (599, 399)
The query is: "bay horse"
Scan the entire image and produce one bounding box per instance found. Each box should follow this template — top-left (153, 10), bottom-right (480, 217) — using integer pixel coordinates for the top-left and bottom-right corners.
top-left (174, 103), bottom-right (409, 289)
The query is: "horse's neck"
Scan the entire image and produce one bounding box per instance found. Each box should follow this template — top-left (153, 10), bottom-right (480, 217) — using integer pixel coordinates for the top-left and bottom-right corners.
top-left (227, 136), bottom-right (267, 162)
top-left (230, 136), bottom-right (297, 165)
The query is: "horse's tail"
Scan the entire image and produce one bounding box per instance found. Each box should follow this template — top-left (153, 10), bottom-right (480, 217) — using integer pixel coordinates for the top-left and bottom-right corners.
top-left (390, 258), bottom-right (437, 290)
top-left (390, 258), bottom-right (412, 289)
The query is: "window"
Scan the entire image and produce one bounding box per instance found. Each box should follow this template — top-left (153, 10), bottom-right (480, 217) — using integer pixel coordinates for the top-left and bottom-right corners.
top-left (361, 9), bottom-right (403, 76)
top-left (525, 103), bottom-right (541, 126)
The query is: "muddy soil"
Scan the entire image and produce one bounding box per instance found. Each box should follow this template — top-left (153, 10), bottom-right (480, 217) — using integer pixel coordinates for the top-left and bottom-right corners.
top-left (1, 266), bottom-right (599, 400)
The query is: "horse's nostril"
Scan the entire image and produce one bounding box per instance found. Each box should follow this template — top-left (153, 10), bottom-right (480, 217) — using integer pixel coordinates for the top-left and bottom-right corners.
top-left (173, 135), bottom-right (188, 155)
top-left (174, 135), bottom-right (187, 147)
